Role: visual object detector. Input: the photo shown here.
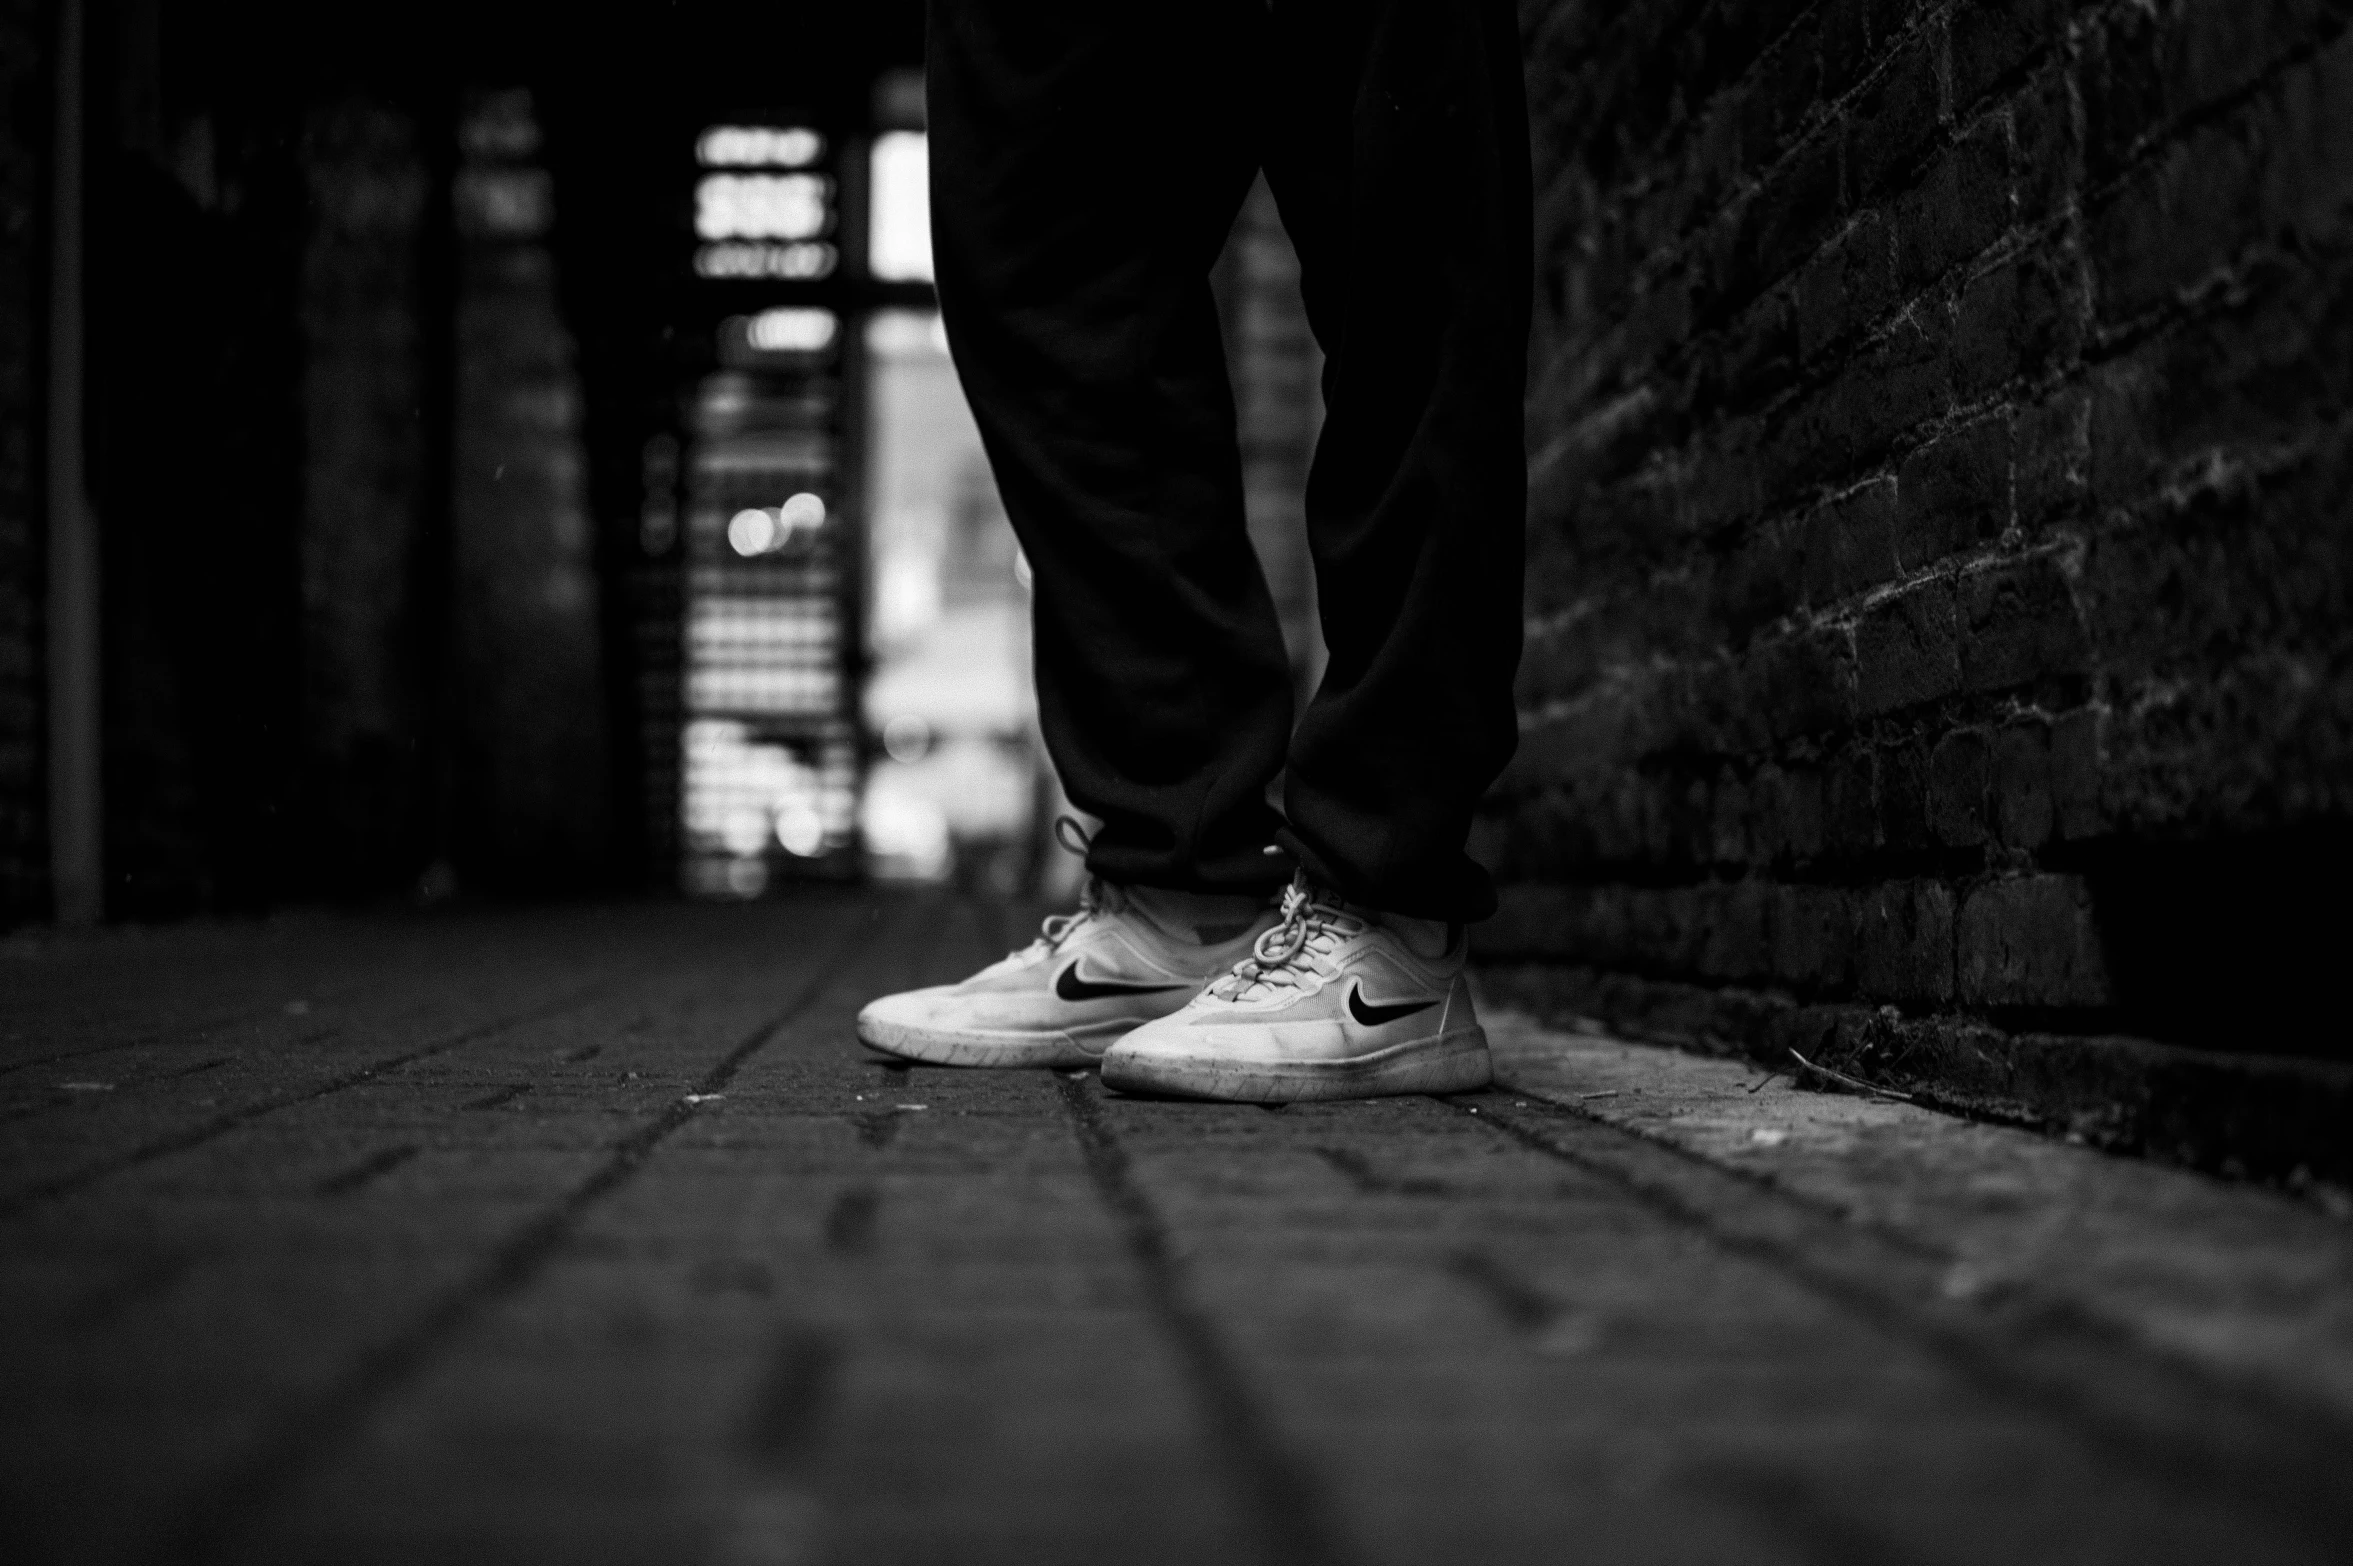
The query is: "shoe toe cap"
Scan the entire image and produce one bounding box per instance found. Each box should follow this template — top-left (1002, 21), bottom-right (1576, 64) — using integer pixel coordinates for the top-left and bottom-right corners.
top-left (1108, 1013), bottom-right (1348, 1067)
top-left (857, 983), bottom-right (961, 1039)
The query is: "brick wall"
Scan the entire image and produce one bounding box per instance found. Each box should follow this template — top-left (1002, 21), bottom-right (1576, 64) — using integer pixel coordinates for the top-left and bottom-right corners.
top-left (0, 0), bottom-right (45, 922)
top-left (1481, 0), bottom-right (2353, 1173)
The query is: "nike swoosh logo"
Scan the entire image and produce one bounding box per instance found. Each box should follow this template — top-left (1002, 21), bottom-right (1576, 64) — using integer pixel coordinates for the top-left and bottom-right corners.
top-left (1055, 965), bottom-right (1192, 1002)
top-left (1348, 985), bottom-right (1439, 1027)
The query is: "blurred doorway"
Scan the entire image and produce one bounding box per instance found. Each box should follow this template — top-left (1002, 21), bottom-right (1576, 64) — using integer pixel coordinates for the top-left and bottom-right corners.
top-left (664, 73), bottom-right (1049, 901)
top-left (860, 308), bottom-right (1042, 892)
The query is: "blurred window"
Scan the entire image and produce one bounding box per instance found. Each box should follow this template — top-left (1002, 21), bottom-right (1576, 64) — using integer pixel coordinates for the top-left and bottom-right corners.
top-left (697, 125), bottom-right (825, 168)
top-left (869, 132), bottom-right (931, 282)
top-left (696, 172), bottom-right (831, 241)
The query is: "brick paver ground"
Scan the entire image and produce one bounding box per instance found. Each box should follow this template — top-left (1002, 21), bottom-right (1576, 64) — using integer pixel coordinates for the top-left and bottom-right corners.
top-left (4, 893), bottom-right (2348, 1565)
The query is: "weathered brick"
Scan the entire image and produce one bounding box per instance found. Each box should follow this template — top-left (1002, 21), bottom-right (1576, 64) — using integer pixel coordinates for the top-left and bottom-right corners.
top-left (2275, 35), bottom-right (2353, 247)
top-left (1494, 0), bottom-right (2341, 1056)
top-left (1878, 736), bottom-right (1934, 852)
top-left (1797, 212), bottom-right (1898, 363)
top-left (1959, 553), bottom-right (2088, 692)
top-left (1712, 294), bottom-right (1802, 408)
top-left (2088, 355), bottom-right (2162, 513)
top-left (2008, 65), bottom-right (2077, 218)
top-left (1751, 763), bottom-right (1830, 864)
top-left (1619, 274), bottom-right (1696, 384)
top-left (1739, 14), bottom-right (1828, 168)
top-left (1820, 0), bottom-right (1877, 98)
top-left (1929, 728), bottom-right (1993, 845)
top-left (1954, 245), bottom-right (2084, 399)
top-left (1709, 772), bottom-right (1752, 865)
top-left (1741, 133), bottom-right (1846, 296)
top-left (1744, 626), bottom-right (1855, 741)
top-left (1769, 882), bottom-right (1858, 990)
top-left (1855, 578), bottom-right (1962, 714)
top-left (1897, 415), bottom-right (2012, 569)
top-left (1679, 434), bottom-right (1768, 537)
top-left (1949, 0), bottom-right (2061, 111)
top-left (1826, 743), bottom-right (1882, 856)
top-left (2077, 3), bottom-right (2167, 178)
top-left (2169, 0), bottom-right (2347, 118)
top-left (1991, 720), bottom-right (2055, 848)
top-left (2088, 128), bottom-right (2256, 324)
top-left (1780, 306), bottom-right (1949, 485)
top-left (2050, 705), bottom-right (2106, 839)
top-left (1854, 878), bottom-right (1957, 1002)
top-left (1804, 477), bottom-right (1901, 603)
top-left (1699, 879), bottom-right (1773, 981)
top-left (1952, 259), bottom-right (2024, 396)
top-left (1848, 21), bottom-right (1949, 199)
top-left (1893, 117), bottom-right (2013, 290)
top-left (1634, 884), bottom-right (1710, 970)
top-left (1675, 654), bottom-right (1774, 754)
top-left (1958, 874), bottom-right (2111, 1005)
top-left (2013, 387), bottom-right (2090, 527)
top-left (1713, 516), bottom-right (1810, 643)
top-left (1666, 770), bottom-right (1717, 865)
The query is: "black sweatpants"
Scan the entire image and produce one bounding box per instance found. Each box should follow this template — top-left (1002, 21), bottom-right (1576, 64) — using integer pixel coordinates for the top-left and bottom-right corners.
top-left (928, 0), bottom-right (1531, 922)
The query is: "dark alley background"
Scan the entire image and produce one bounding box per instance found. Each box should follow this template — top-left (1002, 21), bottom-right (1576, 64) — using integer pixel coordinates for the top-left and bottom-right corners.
top-left (5, 1), bottom-right (2353, 1558)
top-left (0, 0), bottom-right (2348, 1264)
top-left (1, 0), bottom-right (2349, 1213)
top-left (4, 1), bottom-right (937, 915)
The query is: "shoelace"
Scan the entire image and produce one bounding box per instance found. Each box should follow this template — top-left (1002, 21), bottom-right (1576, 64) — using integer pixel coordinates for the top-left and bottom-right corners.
top-left (1020, 816), bottom-right (1118, 958)
top-left (1208, 872), bottom-right (1364, 1001)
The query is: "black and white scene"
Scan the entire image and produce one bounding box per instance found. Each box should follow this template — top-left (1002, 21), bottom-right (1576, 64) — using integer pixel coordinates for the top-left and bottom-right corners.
top-left (6, 0), bottom-right (2353, 1561)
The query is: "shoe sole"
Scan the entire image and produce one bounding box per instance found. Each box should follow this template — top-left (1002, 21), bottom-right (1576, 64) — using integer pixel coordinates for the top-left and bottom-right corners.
top-left (1099, 1026), bottom-right (1493, 1103)
top-left (856, 1013), bottom-right (1138, 1070)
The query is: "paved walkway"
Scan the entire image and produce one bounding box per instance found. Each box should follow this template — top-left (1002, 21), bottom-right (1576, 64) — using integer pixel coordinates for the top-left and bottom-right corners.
top-left (4, 894), bottom-right (2349, 1565)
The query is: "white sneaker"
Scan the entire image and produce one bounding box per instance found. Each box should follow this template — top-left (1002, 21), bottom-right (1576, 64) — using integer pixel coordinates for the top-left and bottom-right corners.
top-left (856, 879), bottom-right (1279, 1068)
top-left (1099, 875), bottom-right (1493, 1102)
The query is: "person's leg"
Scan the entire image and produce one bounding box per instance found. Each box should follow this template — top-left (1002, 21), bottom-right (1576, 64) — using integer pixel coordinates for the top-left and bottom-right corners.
top-left (1263, 0), bottom-right (1533, 924)
top-left (927, 0), bottom-right (1295, 898)
top-left (858, 2), bottom-right (1292, 1072)
top-left (1099, 0), bottom-right (1530, 1102)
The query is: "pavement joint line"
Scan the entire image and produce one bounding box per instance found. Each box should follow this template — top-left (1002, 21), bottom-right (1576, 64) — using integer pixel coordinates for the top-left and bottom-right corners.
top-left (0, 987), bottom-right (609, 1218)
top-left (1500, 1079), bottom-right (1955, 1266)
top-left (1446, 1092), bottom-right (2353, 1550)
top-left (0, 1007), bottom-right (339, 1079)
top-left (0, 897), bottom-right (797, 1200)
top-left (1493, 1069), bottom-right (2353, 1414)
top-left (1056, 1074), bottom-right (1360, 1566)
top-left (0, 911), bottom-right (731, 1080)
top-left (312, 1143), bottom-right (423, 1198)
top-left (156, 900), bottom-right (897, 1566)
top-left (0, 956), bottom-right (486, 1078)
top-left (0, 1033), bottom-right (340, 1131)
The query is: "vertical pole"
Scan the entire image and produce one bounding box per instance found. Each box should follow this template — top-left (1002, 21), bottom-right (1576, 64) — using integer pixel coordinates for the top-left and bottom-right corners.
top-left (46, 0), bottom-right (101, 925)
top-left (836, 131), bottom-right (873, 875)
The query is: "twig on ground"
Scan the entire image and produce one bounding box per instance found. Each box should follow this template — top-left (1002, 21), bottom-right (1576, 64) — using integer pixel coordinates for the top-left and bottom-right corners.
top-left (1787, 1048), bottom-right (1913, 1102)
top-left (1577, 1090), bottom-right (1620, 1101)
top-left (1743, 1070), bottom-right (1784, 1094)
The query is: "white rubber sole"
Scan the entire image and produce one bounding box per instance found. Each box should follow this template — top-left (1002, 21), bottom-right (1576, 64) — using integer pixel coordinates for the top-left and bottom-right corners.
top-left (855, 1012), bottom-right (1142, 1069)
top-left (1099, 1026), bottom-right (1493, 1103)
